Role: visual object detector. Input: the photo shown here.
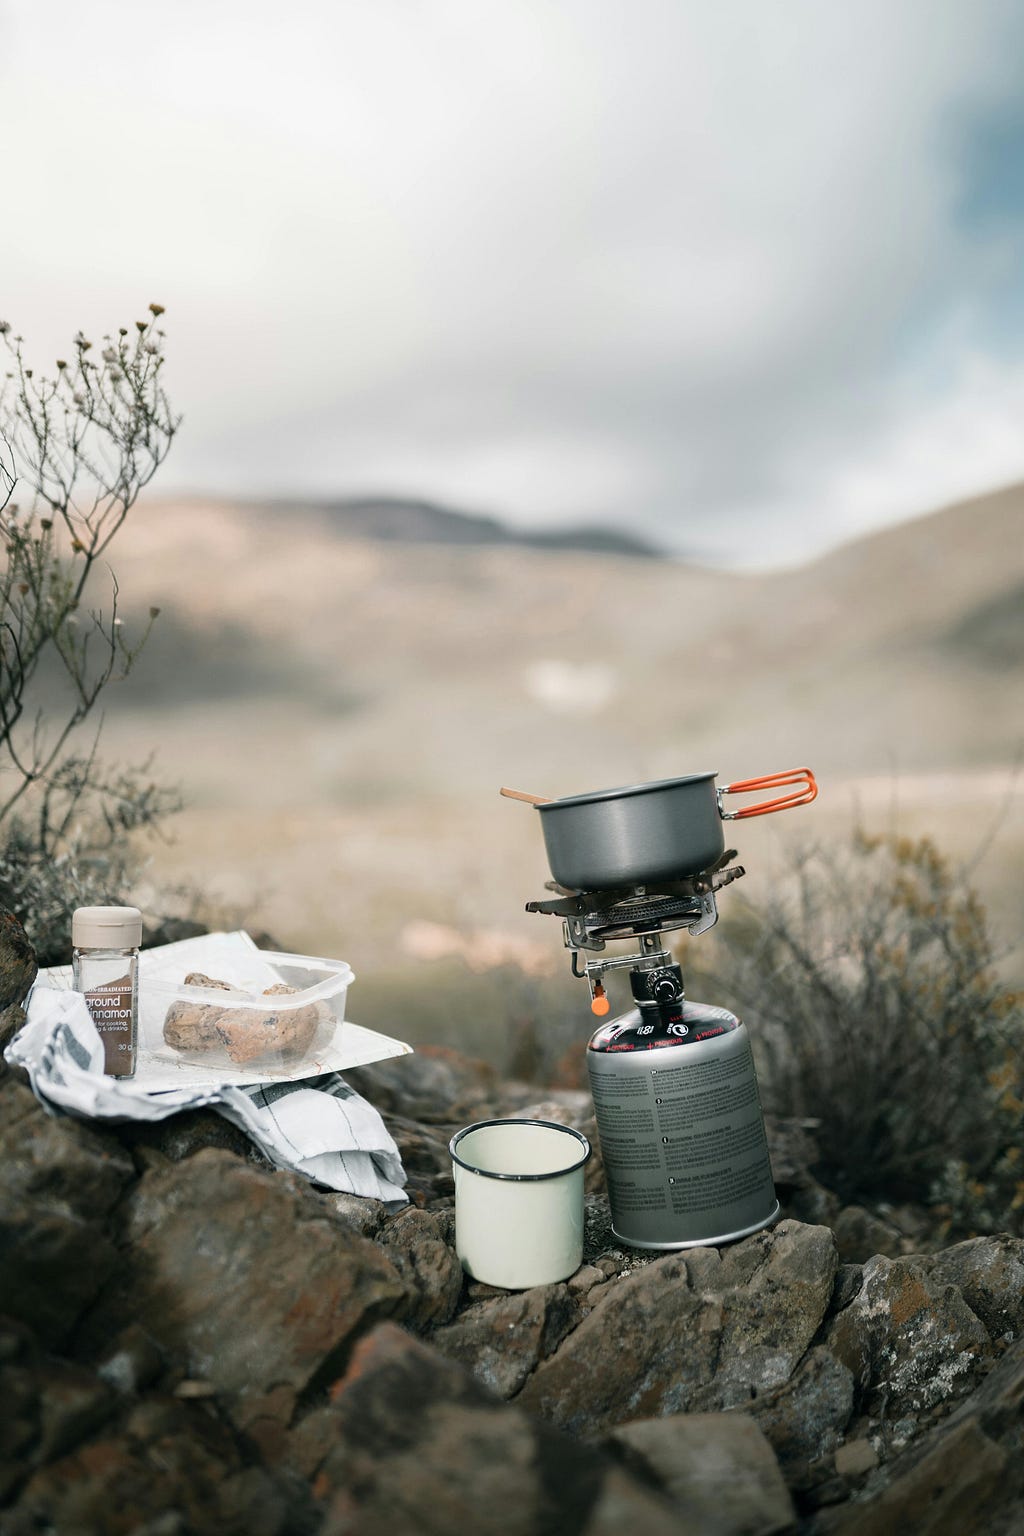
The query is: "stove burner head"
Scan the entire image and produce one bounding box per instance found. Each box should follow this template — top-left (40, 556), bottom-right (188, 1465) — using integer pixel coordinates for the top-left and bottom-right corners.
top-left (525, 853), bottom-right (745, 948)
top-left (586, 893), bottom-right (710, 939)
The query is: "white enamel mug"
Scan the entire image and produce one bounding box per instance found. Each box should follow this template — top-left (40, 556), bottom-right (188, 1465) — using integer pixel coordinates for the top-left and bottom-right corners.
top-left (450, 1118), bottom-right (592, 1290)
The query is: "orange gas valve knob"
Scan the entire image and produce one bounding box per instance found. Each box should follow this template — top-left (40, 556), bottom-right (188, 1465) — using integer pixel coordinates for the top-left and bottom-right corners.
top-left (591, 983), bottom-right (610, 1017)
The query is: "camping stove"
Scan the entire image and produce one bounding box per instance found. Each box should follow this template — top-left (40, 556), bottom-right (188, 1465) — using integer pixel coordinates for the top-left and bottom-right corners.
top-left (525, 852), bottom-right (779, 1250)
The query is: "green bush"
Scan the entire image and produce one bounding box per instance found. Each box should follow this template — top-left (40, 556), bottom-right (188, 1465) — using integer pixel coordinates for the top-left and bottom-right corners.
top-left (0, 309), bottom-right (179, 963)
top-left (714, 833), bottom-right (1023, 1233)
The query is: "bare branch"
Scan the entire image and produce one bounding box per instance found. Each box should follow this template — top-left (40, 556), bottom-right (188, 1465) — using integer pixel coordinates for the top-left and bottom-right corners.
top-left (0, 308), bottom-right (180, 949)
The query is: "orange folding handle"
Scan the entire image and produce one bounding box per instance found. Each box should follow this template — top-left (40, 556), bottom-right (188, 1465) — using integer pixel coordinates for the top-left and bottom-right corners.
top-left (720, 767), bottom-right (818, 820)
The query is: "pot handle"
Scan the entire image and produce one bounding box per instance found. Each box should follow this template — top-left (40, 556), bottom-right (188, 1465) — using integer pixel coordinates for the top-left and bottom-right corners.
top-left (718, 767), bottom-right (818, 820)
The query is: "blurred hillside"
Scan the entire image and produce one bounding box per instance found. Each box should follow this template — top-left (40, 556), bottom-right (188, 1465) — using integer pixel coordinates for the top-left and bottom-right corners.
top-left (90, 484), bottom-right (1024, 1056)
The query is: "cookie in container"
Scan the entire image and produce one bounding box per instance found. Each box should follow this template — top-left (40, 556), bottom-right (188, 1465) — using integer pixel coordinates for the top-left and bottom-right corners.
top-left (149, 951), bottom-right (354, 1076)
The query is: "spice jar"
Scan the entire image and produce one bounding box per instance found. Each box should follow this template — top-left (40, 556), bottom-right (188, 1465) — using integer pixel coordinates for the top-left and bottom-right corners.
top-left (72, 906), bottom-right (142, 1078)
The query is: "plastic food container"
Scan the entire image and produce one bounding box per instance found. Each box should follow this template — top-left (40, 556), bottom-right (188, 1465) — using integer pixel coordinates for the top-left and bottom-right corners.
top-left (144, 951), bottom-right (354, 1075)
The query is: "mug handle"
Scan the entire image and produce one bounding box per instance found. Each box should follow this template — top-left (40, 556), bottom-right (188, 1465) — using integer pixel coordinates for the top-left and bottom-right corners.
top-left (718, 767), bottom-right (818, 820)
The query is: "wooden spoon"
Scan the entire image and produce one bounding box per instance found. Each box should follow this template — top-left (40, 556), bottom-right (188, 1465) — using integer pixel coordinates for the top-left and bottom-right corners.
top-left (499, 786), bottom-right (552, 805)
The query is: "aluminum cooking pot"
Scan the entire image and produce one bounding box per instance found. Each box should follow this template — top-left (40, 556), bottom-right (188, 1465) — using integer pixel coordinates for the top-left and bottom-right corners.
top-left (535, 767), bottom-right (817, 890)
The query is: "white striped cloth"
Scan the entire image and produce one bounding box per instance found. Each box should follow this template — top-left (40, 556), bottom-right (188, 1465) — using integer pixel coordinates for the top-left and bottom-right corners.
top-left (7, 986), bottom-right (408, 1207)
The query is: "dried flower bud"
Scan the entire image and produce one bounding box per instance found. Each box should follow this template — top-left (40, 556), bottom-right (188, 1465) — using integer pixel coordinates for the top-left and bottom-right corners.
top-left (102, 347), bottom-right (117, 363)
top-left (119, 327), bottom-right (128, 336)
top-left (149, 605), bottom-right (161, 619)
top-left (24, 369), bottom-right (32, 379)
top-left (40, 519), bottom-right (53, 531)
top-left (56, 359), bottom-right (67, 370)
top-left (0, 320), bottom-right (9, 334)
top-left (18, 582), bottom-right (29, 595)
top-left (71, 539), bottom-right (85, 552)
top-left (149, 302), bottom-right (166, 316)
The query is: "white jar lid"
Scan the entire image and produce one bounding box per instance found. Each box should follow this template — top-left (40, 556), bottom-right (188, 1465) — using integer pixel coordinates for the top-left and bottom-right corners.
top-left (72, 905), bottom-right (143, 948)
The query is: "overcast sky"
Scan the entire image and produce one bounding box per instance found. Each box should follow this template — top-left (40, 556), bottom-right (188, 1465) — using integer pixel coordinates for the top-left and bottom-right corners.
top-left (2, 0), bottom-right (1023, 566)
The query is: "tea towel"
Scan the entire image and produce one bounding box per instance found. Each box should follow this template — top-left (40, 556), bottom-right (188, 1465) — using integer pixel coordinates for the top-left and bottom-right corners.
top-left (7, 985), bottom-right (409, 1207)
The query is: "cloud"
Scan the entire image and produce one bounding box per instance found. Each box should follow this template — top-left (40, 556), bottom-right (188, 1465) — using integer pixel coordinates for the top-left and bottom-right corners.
top-left (2, 0), bottom-right (1023, 564)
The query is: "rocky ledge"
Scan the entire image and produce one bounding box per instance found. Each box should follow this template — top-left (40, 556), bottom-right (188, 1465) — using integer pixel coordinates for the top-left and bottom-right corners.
top-left (2, 1035), bottom-right (1023, 1536)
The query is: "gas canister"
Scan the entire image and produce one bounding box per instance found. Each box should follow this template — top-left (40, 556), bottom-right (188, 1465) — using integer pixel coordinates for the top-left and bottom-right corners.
top-left (587, 965), bottom-right (778, 1249)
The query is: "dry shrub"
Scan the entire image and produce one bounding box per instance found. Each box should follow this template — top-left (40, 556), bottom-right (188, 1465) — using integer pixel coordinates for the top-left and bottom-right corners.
top-left (716, 833), bottom-right (1023, 1230)
top-left (1, 311), bottom-right (179, 963)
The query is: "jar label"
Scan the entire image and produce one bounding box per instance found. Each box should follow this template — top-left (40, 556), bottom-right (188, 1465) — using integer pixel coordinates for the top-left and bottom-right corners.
top-left (84, 976), bottom-right (135, 1077)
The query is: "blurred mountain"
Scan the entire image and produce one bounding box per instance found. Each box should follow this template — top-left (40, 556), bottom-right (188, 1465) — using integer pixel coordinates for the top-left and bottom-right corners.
top-left (260, 495), bottom-right (663, 558)
top-left (89, 482), bottom-right (1023, 994)
top-left (110, 482), bottom-right (1023, 768)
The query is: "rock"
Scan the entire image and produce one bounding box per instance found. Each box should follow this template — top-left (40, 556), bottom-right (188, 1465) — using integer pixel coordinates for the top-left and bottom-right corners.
top-left (0, 1320), bottom-right (37, 1490)
top-left (1, 1000), bottom-right (28, 1051)
top-left (812, 1337), bottom-right (1024, 1535)
top-left (832, 1206), bottom-right (906, 1264)
top-left (377, 1112), bottom-right (456, 1204)
top-left (568, 1264), bottom-right (605, 1296)
top-left (378, 1208), bottom-right (465, 1329)
top-left (607, 1411), bottom-right (796, 1535)
top-left (0, 910), bottom-right (37, 1012)
top-left (379, 1113), bottom-right (453, 1180)
top-left (825, 1254), bottom-right (992, 1417)
top-left (76, 1148), bottom-right (409, 1434)
top-left (96, 1324), bottom-right (165, 1396)
top-left (3, 1316), bottom-right (287, 1535)
top-left (580, 1117), bottom-right (607, 1194)
top-left (916, 1235), bottom-right (1024, 1344)
top-left (694, 1225), bottom-right (840, 1412)
top-left (0, 1335), bottom-right (118, 1503)
top-left (764, 1116), bottom-right (821, 1188)
top-left (0, 1076), bottom-right (135, 1343)
top-left (784, 1178), bottom-right (843, 1230)
top-left (578, 1464), bottom-right (701, 1536)
top-left (766, 1116), bottom-right (842, 1229)
top-left (7, 1396), bottom-right (311, 1536)
top-left (747, 1346), bottom-right (855, 1473)
top-left (827, 1265), bottom-right (864, 1317)
top-left (833, 1437), bottom-right (879, 1478)
top-left (344, 1044), bottom-right (499, 1125)
top-left (0, 1075), bottom-right (133, 1222)
top-left (496, 1090), bottom-right (595, 1125)
top-left (114, 1106), bottom-right (270, 1168)
top-left (518, 1221), bottom-right (838, 1435)
top-left (431, 1283), bottom-right (579, 1397)
top-left (298, 1322), bottom-right (674, 1536)
top-left (583, 1191), bottom-right (617, 1259)
top-left (12, 1005), bottom-right (1024, 1535)
top-left (883, 1202), bottom-right (941, 1252)
top-left (326, 1192), bottom-right (387, 1237)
